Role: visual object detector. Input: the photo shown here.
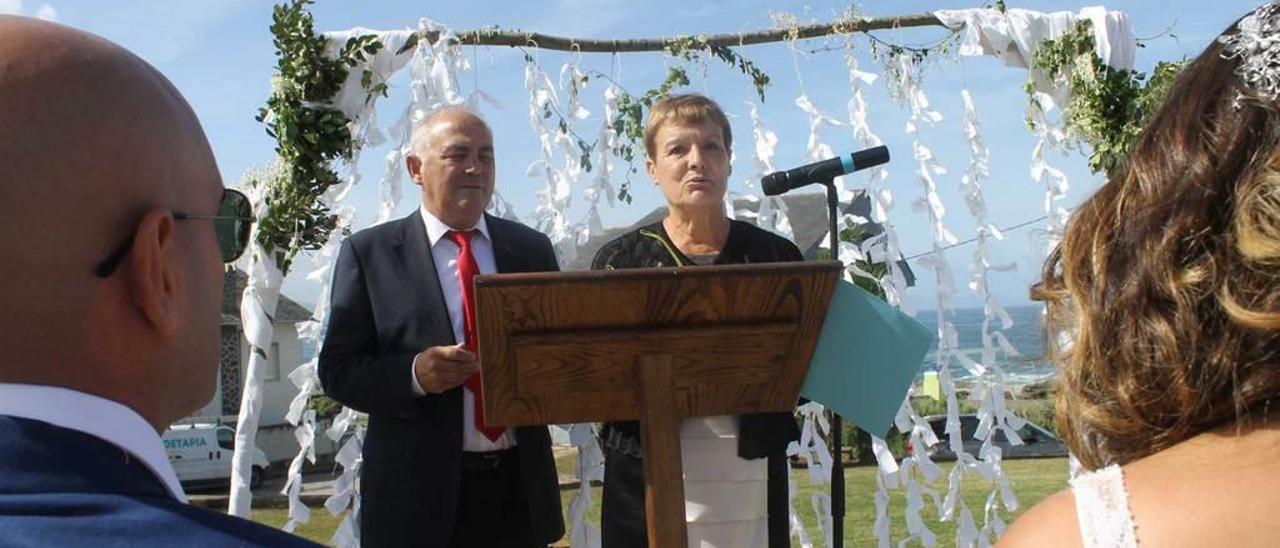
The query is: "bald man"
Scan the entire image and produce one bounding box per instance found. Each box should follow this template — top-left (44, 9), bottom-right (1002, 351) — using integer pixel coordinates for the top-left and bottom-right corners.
top-left (319, 107), bottom-right (565, 547)
top-left (0, 16), bottom-right (317, 547)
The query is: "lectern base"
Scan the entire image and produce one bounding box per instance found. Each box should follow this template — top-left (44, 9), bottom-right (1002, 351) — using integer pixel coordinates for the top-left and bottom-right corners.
top-left (637, 353), bottom-right (687, 548)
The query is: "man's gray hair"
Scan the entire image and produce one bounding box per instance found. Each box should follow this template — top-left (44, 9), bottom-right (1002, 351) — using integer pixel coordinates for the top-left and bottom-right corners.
top-left (408, 104), bottom-right (490, 157)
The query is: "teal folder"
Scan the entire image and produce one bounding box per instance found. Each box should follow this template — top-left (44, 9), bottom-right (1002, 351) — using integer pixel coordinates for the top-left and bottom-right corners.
top-left (800, 280), bottom-right (934, 437)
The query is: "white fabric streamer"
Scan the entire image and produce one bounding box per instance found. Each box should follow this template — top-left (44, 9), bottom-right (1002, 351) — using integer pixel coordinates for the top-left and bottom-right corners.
top-left (785, 459), bottom-right (816, 548)
top-left (934, 6), bottom-right (1135, 109)
top-left (873, 472), bottom-right (892, 548)
top-left (795, 94), bottom-right (852, 205)
top-left (1028, 94), bottom-right (1071, 250)
top-left (576, 82), bottom-right (621, 250)
top-left (245, 13), bottom-right (1109, 544)
top-left (845, 50), bottom-right (908, 312)
top-left (228, 241), bottom-right (285, 517)
top-left (525, 55), bottom-right (581, 265)
top-left (842, 51), bottom-right (892, 288)
top-left (791, 402), bottom-right (835, 544)
top-left (810, 493), bottom-right (833, 548)
top-left (743, 101), bottom-right (794, 239)
top-left (225, 166), bottom-right (288, 517)
top-left (282, 411), bottom-right (317, 532)
top-left (567, 423), bottom-right (603, 547)
top-left (899, 461), bottom-right (938, 548)
top-left (880, 50), bottom-right (961, 545)
top-left (321, 28), bottom-right (417, 122)
top-left (331, 491), bottom-right (361, 548)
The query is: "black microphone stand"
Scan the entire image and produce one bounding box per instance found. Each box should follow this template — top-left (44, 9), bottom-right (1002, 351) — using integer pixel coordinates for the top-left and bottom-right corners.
top-left (820, 176), bottom-right (845, 548)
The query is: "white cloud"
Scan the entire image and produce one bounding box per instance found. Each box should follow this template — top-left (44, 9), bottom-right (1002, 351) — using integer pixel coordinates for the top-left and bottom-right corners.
top-left (34, 3), bottom-right (56, 21)
top-left (0, 1), bottom-right (58, 21)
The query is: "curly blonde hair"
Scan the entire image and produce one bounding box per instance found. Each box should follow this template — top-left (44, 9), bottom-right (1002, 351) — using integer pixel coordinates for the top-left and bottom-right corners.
top-left (1039, 20), bottom-right (1280, 470)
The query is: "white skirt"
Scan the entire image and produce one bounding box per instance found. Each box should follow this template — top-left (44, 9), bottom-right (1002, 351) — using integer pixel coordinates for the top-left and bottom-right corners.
top-left (681, 415), bottom-right (769, 548)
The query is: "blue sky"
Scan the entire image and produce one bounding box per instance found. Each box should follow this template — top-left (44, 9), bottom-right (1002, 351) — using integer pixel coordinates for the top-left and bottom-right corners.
top-left (13, 0), bottom-right (1260, 310)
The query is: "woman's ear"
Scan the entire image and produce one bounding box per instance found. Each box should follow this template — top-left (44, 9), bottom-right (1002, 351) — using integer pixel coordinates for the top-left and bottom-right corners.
top-left (646, 156), bottom-right (657, 184)
top-left (126, 210), bottom-right (180, 336)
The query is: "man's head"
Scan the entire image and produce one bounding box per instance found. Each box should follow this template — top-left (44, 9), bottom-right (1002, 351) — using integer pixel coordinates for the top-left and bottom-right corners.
top-left (405, 107), bottom-right (495, 229)
top-left (0, 16), bottom-right (225, 430)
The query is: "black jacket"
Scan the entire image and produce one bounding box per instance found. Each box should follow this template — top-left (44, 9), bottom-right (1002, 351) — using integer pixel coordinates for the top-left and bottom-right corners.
top-left (318, 210), bottom-right (565, 548)
top-left (592, 218), bottom-right (803, 548)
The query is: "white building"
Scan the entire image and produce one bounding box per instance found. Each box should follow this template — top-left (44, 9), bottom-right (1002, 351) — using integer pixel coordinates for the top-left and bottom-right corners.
top-left (185, 269), bottom-right (330, 463)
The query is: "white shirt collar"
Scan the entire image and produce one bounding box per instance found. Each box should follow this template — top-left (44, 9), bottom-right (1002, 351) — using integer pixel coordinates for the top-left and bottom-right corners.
top-left (0, 383), bottom-right (187, 502)
top-left (420, 205), bottom-right (491, 246)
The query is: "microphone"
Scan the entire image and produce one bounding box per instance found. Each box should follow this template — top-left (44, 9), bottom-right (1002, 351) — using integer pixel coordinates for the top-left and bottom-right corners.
top-left (761, 145), bottom-right (890, 196)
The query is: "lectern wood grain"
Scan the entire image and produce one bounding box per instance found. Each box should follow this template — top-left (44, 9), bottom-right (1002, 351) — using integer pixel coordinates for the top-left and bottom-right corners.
top-left (474, 262), bottom-right (839, 427)
top-left (473, 261), bottom-right (841, 548)
top-left (637, 354), bottom-right (687, 547)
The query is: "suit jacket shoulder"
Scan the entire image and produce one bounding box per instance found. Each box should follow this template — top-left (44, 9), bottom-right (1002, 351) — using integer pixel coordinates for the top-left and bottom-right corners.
top-left (487, 214), bottom-right (550, 245)
top-left (486, 214), bottom-right (558, 272)
top-left (345, 212), bottom-right (416, 252)
top-left (345, 211), bottom-right (556, 267)
top-left (0, 415), bottom-right (319, 547)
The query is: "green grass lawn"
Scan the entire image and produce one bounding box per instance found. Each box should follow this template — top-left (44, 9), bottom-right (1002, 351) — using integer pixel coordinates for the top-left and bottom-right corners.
top-left (252, 456), bottom-right (1068, 546)
top-left (252, 504), bottom-right (346, 544)
top-left (789, 457), bottom-right (1068, 546)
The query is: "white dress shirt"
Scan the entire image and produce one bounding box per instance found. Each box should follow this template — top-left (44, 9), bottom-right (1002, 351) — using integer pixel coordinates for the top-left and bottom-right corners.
top-left (0, 382), bottom-right (187, 501)
top-left (412, 206), bottom-right (514, 452)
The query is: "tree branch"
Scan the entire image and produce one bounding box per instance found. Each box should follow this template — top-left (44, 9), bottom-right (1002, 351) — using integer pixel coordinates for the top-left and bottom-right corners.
top-left (398, 13), bottom-right (947, 54)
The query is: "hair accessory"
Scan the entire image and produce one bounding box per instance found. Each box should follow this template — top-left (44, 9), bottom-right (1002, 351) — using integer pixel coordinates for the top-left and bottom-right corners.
top-left (1220, 2), bottom-right (1280, 108)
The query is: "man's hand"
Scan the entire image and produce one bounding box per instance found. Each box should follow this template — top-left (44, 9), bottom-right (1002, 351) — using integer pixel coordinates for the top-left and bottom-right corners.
top-left (413, 345), bottom-right (480, 394)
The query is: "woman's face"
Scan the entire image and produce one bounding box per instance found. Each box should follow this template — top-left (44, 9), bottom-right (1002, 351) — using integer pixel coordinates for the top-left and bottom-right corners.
top-left (646, 119), bottom-right (730, 211)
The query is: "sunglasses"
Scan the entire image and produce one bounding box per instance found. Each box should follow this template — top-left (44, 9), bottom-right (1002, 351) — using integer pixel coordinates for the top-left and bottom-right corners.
top-left (94, 188), bottom-right (254, 278)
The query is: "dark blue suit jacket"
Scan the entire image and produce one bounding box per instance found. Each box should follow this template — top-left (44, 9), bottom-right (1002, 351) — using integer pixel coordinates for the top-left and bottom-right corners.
top-left (318, 211), bottom-right (565, 548)
top-left (0, 414), bottom-right (318, 547)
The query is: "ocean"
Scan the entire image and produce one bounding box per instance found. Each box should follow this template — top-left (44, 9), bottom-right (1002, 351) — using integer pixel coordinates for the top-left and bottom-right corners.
top-left (298, 304), bottom-right (1055, 386)
top-left (916, 304), bottom-right (1053, 386)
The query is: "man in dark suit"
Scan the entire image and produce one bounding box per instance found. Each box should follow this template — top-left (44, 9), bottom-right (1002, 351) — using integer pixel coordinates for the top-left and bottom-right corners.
top-left (0, 16), bottom-right (316, 547)
top-left (319, 107), bottom-right (565, 547)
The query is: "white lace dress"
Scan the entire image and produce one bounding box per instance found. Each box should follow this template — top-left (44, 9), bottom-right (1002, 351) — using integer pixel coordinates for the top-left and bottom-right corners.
top-left (681, 415), bottom-right (769, 547)
top-left (1070, 464), bottom-right (1138, 547)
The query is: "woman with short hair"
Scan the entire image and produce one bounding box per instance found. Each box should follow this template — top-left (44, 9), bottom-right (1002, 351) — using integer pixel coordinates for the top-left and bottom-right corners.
top-left (593, 93), bottom-right (801, 548)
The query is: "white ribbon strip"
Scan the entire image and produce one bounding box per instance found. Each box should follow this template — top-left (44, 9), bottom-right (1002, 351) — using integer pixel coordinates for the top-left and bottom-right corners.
top-left (228, 241), bottom-right (285, 517)
top-left (743, 101), bottom-right (794, 239)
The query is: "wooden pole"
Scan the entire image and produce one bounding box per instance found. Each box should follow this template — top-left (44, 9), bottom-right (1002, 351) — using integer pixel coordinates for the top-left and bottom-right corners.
top-left (398, 13), bottom-right (946, 54)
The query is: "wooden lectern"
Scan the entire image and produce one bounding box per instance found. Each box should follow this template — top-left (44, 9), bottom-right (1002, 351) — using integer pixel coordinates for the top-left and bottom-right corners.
top-left (474, 261), bottom-right (841, 548)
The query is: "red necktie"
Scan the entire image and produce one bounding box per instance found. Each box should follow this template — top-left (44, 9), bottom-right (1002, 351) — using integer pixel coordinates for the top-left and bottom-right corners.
top-left (447, 230), bottom-right (504, 442)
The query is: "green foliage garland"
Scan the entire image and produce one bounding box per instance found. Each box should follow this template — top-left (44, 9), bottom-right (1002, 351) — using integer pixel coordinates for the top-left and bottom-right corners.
top-left (257, 3), bottom-right (960, 218)
top-left (607, 38), bottom-right (772, 203)
top-left (1026, 20), bottom-right (1185, 176)
top-left (255, 0), bottom-right (385, 271)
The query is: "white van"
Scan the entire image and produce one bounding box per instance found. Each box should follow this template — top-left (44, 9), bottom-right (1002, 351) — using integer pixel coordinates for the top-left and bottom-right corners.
top-left (162, 422), bottom-right (269, 489)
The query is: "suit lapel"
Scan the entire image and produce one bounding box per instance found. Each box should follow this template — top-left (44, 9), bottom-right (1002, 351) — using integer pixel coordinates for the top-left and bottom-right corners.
top-left (394, 210), bottom-right (456, 345)
top-left (487, 213), bottom-right (523, 274)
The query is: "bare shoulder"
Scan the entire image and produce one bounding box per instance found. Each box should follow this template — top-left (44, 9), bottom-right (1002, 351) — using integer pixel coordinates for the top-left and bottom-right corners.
top-left (1120, 433), bottom-right (1280, 546)
top-left (997, 488), bottom-right (1082, 548)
